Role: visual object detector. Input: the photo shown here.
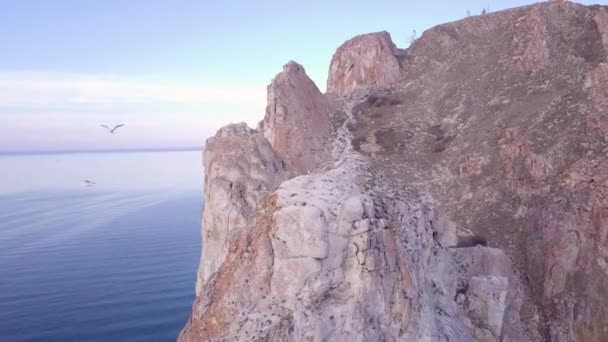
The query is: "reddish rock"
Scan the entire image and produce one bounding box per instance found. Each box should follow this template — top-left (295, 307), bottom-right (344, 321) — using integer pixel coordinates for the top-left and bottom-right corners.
top-left (182, 2), bottom-right (608, 341)
top-left (259, 60), bottom-right (333, 175)
top-left (194, 123), bottom-right (284, 294)
top-left (349, 2), bottom-right (608, 340)
top-left (326, 31), bottom-right (404, 97)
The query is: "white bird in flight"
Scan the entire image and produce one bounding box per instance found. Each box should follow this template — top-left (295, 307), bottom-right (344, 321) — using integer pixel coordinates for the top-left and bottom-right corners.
top-left (100, 124), bottom-right (125, 134)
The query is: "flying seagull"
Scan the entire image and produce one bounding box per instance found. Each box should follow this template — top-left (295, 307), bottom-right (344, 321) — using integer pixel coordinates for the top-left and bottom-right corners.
top-left (82, 180), bottom-right (97, 187)
top-left (100, 124), bottom-right (125, 134)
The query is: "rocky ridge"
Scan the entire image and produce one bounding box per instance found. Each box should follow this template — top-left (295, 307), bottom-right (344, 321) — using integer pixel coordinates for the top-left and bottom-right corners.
top-left (181, 2), bottom-right (608, 341)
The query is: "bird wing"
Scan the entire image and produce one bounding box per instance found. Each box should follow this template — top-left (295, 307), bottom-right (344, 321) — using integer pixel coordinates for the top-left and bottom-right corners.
top-left (100, 125), bottom-right (110, 130)
top-left (111, 124), bottom-right (125, 132)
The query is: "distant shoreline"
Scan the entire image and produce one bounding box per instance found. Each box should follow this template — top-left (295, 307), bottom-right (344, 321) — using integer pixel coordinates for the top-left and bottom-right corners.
top-left (0, 147), bottom-right (203, 156)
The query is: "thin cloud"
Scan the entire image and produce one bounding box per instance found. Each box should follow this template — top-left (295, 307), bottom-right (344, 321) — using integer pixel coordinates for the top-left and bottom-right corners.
top-left (0, 71), bottom-right (269, 151)
top-left (0, 71), bottom-right (266, 108)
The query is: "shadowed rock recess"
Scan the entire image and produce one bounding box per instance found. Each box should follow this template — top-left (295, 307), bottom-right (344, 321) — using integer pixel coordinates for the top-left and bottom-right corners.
top-left (180, 2), bottom-right (608, 341)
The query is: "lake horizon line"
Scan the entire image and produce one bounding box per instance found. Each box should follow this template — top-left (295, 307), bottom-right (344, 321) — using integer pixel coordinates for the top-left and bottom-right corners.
top-left (0, 146), bottom-right (204, 157)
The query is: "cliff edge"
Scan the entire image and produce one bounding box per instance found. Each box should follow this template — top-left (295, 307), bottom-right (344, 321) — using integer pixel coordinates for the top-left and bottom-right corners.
top-left (181, 2), bottom-right (608, 341)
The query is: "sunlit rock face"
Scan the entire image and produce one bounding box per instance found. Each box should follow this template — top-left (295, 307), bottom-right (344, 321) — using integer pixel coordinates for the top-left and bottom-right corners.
top-left (259, 60), bottom-right (333, 176)
top-left (195, 123), bottom-right (284, 294)
top-left (183, 96), bottom-right (525, 341)
top-left (181, 2), bottom-right (608, 341)
top-left (326, 31), bottom-right (404, 97)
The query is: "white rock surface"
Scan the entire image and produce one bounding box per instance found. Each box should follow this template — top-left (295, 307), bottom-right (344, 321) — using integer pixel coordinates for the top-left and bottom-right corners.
top-left (181, 94), bottom-right (524, 341)
top-left (195, 123), bottom-right (284, 294)
top-left (259, 60), bottom-right (333, 175)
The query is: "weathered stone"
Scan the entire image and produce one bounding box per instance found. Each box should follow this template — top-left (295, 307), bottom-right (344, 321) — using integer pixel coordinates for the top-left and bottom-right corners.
top-left (181, 2), bottom-right (608, 341)
top-left (259, 60), bottom-right (333, 175)
top-left (348, 2), bottom-right (608, 340)
top-left (195, 123), bottom-right (284, 293)
top-left (327, 31), bottom-right (404, 97)
top-left (181, 94), bottom-right (524, 341)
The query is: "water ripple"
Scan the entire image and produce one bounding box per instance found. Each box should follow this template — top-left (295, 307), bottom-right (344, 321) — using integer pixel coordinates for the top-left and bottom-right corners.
top-left (0, 189), bottom-right (202, 342)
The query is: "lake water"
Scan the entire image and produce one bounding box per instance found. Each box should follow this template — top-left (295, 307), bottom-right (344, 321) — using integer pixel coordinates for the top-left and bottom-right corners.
top-left (0, 150), bottom-right (203, 342)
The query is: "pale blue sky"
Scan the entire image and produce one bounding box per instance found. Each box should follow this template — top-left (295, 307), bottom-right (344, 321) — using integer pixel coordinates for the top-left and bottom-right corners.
top-left (0, 0), bottom-right (604, 152)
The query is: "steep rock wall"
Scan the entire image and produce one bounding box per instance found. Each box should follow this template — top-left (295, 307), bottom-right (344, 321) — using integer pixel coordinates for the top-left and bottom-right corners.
top-left (345, 2), bottom-right (608, 340)
top-left (181, 95), bottom-right (525, 342)
top-left (182, 1), bottom-right (608, 341)
top-left (195, 123), bottom-right (285, 293)
top-left (259, 61), bottom-right (333, 175)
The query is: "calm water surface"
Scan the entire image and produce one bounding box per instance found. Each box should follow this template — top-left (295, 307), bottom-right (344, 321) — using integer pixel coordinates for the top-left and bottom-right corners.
top-left (0, 151), bottom-right (203, 342)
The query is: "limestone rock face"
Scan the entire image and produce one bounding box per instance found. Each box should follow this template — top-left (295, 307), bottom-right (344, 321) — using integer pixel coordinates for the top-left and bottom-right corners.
top-left (326, 31), bottom-right (404, 97)
top-left (181, 97), bottom-right (524, 341)
top-left (195, 123), bottom-right (284, 294)
top-left (259, 61), bottom-right (333, 175)
top-left (182, 2), bottom-right (608, 341)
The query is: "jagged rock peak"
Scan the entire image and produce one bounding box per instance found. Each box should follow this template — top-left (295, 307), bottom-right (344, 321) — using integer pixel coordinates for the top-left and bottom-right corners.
top-left (282, 60), bottom-right (305, 73)
top-left (327, 31), bottom-right (404, 97)
top-left (215, 122), bottom-right (254, 138)
top-left (259, 60), bottom-right (334, 175)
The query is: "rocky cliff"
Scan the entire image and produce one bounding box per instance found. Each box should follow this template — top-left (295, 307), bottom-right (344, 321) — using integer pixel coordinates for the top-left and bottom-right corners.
top-left (180, 1), bottom-right (608, 341)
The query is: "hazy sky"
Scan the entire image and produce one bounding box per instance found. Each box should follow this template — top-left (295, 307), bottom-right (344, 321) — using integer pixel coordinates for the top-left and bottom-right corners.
top-left (0, 0), bottom-right (604, 152)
